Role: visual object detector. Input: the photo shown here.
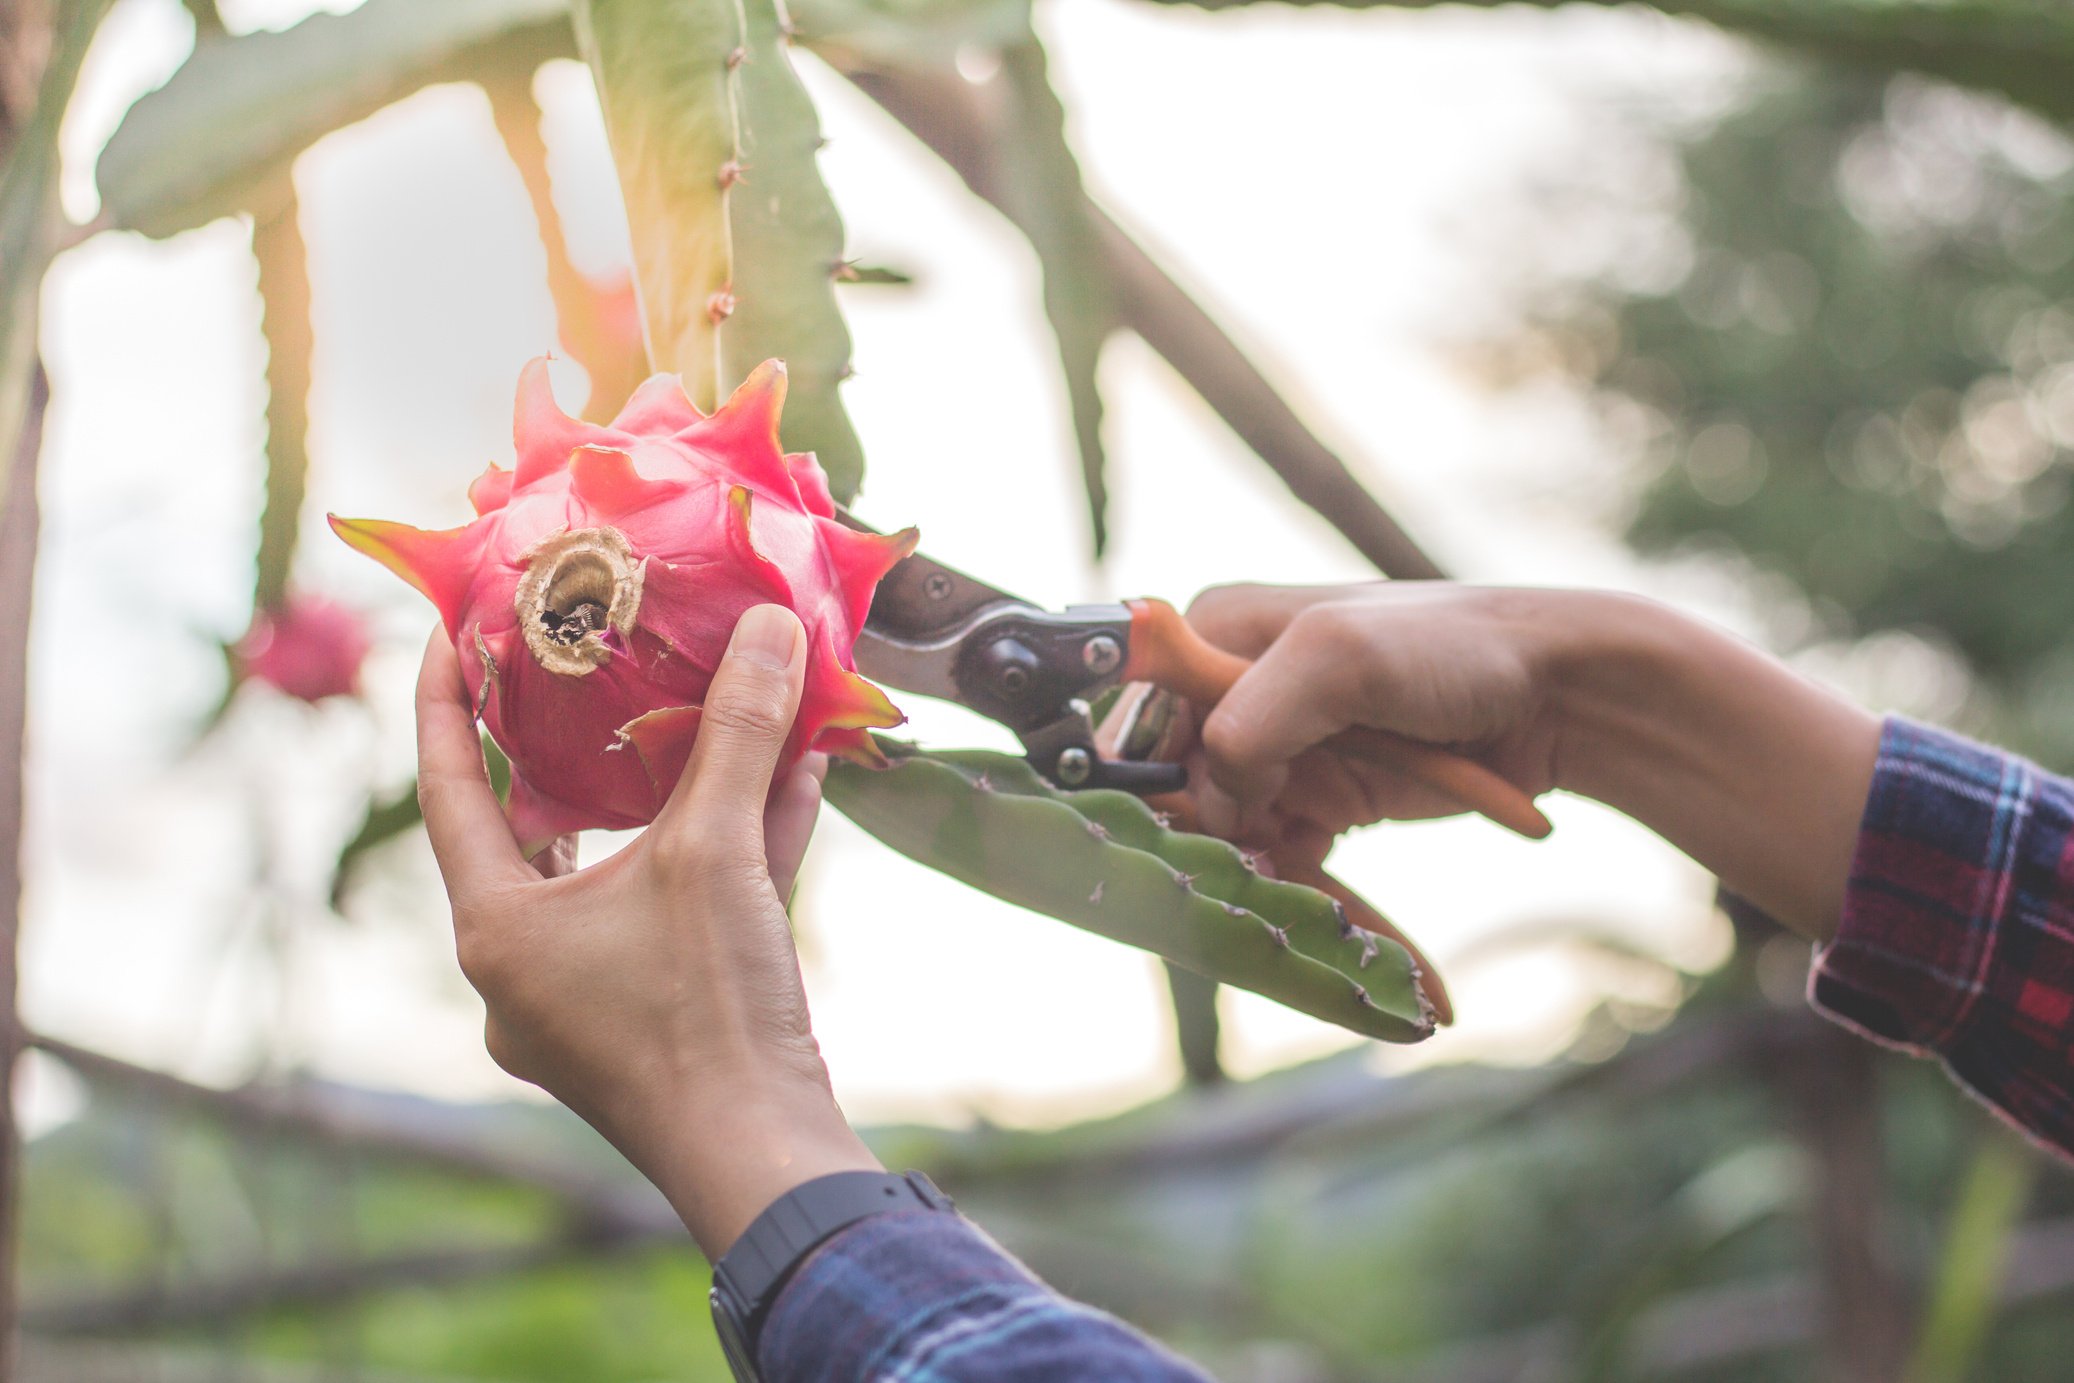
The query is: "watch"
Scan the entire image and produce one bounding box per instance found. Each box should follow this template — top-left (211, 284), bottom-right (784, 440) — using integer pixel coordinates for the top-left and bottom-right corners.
top-left (709, 1169), bottom-right (955, 1381)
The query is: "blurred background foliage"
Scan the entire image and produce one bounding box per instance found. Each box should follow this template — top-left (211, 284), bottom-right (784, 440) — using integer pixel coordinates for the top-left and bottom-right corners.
top-left (8, 0), bottom-right (2074, 1379)
top-left (1484, 59), bottom-right (2074, 769)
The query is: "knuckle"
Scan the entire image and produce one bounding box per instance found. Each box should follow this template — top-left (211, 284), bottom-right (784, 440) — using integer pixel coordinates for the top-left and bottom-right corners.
top-left (1290, 599), bottom-right (1365, 652)
top-left (652, 827), bottom-right (739, 889)
top-left (1199, 705), bottom-right (1250, 768)
top-left (416, 768), bottom-right (482, 828)
top-left (1185, 581), bottom-right (1259, 623)
top-left (452, 918), bottom-right (508, 993)
top-left (483, 1020), bottom-right (522, 1078)
top-left (703, 682), bottom-right (793, 741)
top-left (651, 831), bottom-right (717, 885)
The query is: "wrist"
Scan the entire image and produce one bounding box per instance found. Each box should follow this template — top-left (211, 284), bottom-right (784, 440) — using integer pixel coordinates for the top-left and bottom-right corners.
top-left (1537, 590), bottom-right (1706, 803)
top-left (635, 1069), bottom-right (882, 1258)
top-left (1538, 589), bottom-right (1879, 939)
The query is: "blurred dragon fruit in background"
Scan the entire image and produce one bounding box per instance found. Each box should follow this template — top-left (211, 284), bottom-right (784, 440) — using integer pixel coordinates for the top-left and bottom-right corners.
top-left (233, 592), bottom-right (372, 704)
top-left (331, 359), bottom-right (916, 851)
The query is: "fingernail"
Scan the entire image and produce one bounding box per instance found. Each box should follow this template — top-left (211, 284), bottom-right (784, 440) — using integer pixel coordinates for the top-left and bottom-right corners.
top-left (731, 604), bottom-right (800, 669)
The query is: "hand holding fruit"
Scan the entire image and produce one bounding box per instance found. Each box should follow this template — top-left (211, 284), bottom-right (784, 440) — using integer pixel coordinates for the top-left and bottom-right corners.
top-left (415, 604), bottom-right (880, 1257)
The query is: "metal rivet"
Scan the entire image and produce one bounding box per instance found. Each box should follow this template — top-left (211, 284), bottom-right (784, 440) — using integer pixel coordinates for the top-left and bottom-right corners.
top-left (1082, 635), bottom-right (1122, 676)
top-left (1056, 747), bottom-right (1092, 786)
top-left (922, 573), bottom-right (953, 600)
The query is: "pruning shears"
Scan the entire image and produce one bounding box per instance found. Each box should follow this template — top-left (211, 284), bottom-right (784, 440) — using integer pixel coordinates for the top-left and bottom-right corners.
top-left (842, 512), bottom-right (1553, 843)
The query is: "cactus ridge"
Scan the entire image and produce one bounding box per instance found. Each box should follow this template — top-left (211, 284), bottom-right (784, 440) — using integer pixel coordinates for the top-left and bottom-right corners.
top-left (927, 748), bottom-right (1421, 1001)
top-left (826, 741), bottom-right (1434, 1043)
top-left (721, 0), bottom-right (866, 502)
top-left (576, 0), bottom-right (865, 501)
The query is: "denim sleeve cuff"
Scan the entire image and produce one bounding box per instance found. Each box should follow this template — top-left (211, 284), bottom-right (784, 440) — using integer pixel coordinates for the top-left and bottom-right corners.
top-left (756, 1208), bottom-right (1213, 1383)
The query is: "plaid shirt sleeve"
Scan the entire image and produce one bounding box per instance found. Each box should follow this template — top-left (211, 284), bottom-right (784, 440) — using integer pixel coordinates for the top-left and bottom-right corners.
top-left (757, 1208), bottom-right (1214, 1382)
top-left (1810, 715), bottom-right (2074, 1161)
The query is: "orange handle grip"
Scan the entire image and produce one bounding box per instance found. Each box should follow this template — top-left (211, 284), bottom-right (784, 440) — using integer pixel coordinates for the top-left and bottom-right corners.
top-left (1123, 597), bottom-right (1552, 841)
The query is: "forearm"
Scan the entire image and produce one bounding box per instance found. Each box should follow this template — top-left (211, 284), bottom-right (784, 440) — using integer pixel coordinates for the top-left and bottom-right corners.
top-left (1546, 592), bottom-right (1880, 942)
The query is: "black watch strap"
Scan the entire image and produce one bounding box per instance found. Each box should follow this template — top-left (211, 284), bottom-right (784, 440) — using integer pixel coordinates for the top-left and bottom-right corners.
top-left (709, 1169), bottom-right (955, 1381)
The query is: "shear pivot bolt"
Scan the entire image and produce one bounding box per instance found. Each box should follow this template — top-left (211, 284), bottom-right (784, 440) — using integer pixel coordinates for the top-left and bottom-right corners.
top-left (1082, 635), bottom-right (1122, 676)
top-left (1056, 747), bottom-right (1093, 786)
top-left (923, 573), bottom-right (953, 600)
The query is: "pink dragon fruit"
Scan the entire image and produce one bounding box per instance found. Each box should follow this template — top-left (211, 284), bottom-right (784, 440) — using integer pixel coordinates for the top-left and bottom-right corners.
top-left (233, 592), bottom-right (372, 703)
top-left (330, 359), bottom-right (915, 851)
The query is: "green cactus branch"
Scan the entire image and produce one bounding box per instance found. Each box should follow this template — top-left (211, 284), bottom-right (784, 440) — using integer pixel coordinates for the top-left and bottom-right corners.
top-left (1166, 964), bottom-right (1226, 1085)
top-left (252, 197), bottom-right (312, 614)
top-left (570, 0), bottom-right (738, 409)
top-left (719, 0), bottom-right (867, 503)
top-left (1128, 0), bottom-right (2074, 125)
top-left (995, 35), bottom-right (1119, 558)
top-left (95, 0), bottom-right (573, 239)
top-left (835, 59), bottom-right (1447, 580)
top-left (575, 0), bottom-right (866, 501)
top-left (825, 741), bottom-right (1435, 1043)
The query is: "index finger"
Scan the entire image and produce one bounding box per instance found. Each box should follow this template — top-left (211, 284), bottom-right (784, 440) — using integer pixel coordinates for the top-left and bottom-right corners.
top-left (1185, 582), bottom-right (1375, 658)
top-left (1198, 613), bottom-right (1366, 803)
top-left (415, 627), bottom-right (531, 899)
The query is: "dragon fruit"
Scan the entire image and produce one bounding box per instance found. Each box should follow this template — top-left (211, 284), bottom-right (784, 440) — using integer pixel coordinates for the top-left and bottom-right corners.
top-left (330, 358), bottom-right (916, 851)
top-left (233, 591), bottom-right (371, 703)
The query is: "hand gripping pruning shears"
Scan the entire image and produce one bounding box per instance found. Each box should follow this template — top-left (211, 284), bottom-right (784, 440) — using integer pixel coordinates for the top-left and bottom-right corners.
top-left (841, 511), bottom-right (1553, 842)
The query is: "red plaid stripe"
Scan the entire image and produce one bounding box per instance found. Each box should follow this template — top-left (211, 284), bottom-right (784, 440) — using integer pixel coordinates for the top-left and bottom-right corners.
top-left (1811, 717), bottom-right (2074, 1162)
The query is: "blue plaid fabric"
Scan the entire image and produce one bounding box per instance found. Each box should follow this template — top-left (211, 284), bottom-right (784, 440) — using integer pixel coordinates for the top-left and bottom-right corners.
top-left (759, 1209), bottom-right (1213, 1381)
top-left (1812, 716), bottom-right (2074, 1161)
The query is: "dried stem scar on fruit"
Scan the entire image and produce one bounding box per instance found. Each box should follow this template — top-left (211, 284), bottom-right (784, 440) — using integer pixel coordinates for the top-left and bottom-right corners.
top-left (514, 526), bottom-right (645, 677)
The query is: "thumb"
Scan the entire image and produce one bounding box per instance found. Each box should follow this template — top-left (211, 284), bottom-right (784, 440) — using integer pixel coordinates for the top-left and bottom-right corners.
top-left (660, 604), bottom-right (806, 838)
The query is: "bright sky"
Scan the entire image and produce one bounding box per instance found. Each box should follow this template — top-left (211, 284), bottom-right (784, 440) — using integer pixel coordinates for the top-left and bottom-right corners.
top-left (21, 0), bottom-right (1756, 1133)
